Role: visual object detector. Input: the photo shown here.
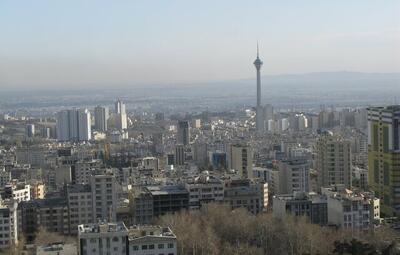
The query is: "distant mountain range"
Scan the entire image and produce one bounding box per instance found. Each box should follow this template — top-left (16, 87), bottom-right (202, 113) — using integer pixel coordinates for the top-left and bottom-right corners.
top-left (192, 71), bottom-right (399, 90)
top-left (168, 71), bottom-right (400, 95)
top-left (258, 71), bottom-right (400, 90)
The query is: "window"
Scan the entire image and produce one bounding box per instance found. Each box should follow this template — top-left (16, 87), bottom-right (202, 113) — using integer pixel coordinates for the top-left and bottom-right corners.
top-left (158, 244), bottom-right (165, 249)
top-left (142, 245), bottom-right (148, 250)
top-left (383, 126), bottom-right (389, 153)
top-left (132, 245), bottom-right (138, 251)
top-left (168, 243), bottom-right (174, 249)
top-left (383, 163), bottom-right (390, 185)
top-left (373, 160), bottom-right (379, 184)
top-left (149, 244), bottom-right (155, 249)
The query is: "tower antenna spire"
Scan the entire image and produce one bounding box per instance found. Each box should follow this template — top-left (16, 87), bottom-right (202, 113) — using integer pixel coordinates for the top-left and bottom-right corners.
top-left (257, 41), bottom-right (259, 58)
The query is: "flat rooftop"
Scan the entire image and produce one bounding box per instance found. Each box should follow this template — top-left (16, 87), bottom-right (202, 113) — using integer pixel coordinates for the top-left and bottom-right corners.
top-left (36, 243), bottom-right (77, 255)
top-left (78, 222), bottom-right (128, 234)
top-left (146, 185), bottom-right (188, 195)
top-left (129, 225), bottom-right (176, 240)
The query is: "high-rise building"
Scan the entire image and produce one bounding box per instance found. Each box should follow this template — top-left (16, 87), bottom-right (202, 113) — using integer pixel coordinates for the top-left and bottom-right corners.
top-left (297, 114), bottom-right (308, 131)
top-left (56, 110), bottom-right (70, 141)
top-left (192, 119), bottom-right (201, 129)
top-left (175, 145), bottom-right (185, 166)
top-left (40, 127), bottom-right (51, 139)
top-left (264, 104), bottom-right (274, 122)
top-left (94, 106), bottom-right (109, 132)
top-left (254, 44), bottom-right (264, 131)
top-left (116, 113), bottom-right (127, 130)
top-left (18, 197), bottom-right (70, 240)
top-left (177, 121), bottom-right (190, 145)
top-left (228, 144), bottom-right (253, 179)
top-left (0, 201), bottom-right (18, 250)
top-left (315, 132), bottom-right (352, 189)
top-left (56, 109), bottom-right (91, 141)
top-left (90, 173), bottom-right (118, 222)
top-left (115, 99), bottom-right (127, 130)
top-left (193, 142), bottom-right (208, 167)
top-left (115, 99), bottom-right (126, 114)
top-left (67, 184), bottom-right (93, 235)
top-left (367, 106), bottom-right (400, 216)
top-left (26, 124), bottom-right (35, 138)
top-left (152, 133), bottom-right (164, 154)
top-left (267, 119), bottom-right (277, 132)
top-left (277, 158), bottom-right (310, 194)
top-left (281, 118), bottom-right (289, 131)
top-left (78, 109), bottom-right (91, 141)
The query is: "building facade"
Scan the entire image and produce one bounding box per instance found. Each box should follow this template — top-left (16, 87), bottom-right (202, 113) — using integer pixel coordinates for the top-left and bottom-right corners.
top-left (367, 106), bottom-right (400, 216)
top-left (228, 144), bottom-right (253, 179)
top-left (185, 173), bottom-right (224, 209)
top-left (56, 109), bottom-right (91, 142)
top-left (315, 132), bottom-right (352, 189)
top-left (128, 225), bottom-right (177, 255)
top-left (94, 106), bottom-right (109, 132)
top-left (78, 222), bottom-right (128, 255)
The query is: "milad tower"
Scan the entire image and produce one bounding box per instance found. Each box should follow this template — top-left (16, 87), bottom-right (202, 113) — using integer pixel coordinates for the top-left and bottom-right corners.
top-left (254, 44), bottom-right (265, 131)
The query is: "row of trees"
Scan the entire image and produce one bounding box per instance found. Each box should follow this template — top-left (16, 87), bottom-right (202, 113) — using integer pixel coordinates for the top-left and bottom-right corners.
top-left (1, 204), bottom-right (397, 254)
top-left (158, 204), bottom-right (399, 255)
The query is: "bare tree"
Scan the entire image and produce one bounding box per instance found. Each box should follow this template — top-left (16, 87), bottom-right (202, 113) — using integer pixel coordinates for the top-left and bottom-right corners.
top-left (158, 203), bottom-right (398, 255)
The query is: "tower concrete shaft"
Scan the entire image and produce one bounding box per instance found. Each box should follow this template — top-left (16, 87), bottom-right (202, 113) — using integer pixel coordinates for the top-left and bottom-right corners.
top-left (253, 44), bottom-right (263, 107)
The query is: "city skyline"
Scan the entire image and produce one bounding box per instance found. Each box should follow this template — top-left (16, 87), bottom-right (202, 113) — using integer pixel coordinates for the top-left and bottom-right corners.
top-left (1, 2), bottom-right (400, 254)
top-left (0, 0), bottom-right (399, 89)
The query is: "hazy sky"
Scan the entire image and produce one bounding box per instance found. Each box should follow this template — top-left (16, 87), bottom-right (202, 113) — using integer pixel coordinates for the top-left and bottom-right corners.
top-left (0, 0), bottom-right (399, 89)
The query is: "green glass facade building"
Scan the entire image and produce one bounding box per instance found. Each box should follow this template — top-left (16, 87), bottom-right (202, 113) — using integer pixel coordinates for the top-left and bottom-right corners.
top-left (367, 106), bottom-right (400, 217)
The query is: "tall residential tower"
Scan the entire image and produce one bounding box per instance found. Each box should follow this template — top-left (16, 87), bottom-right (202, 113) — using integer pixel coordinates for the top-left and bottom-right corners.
top-left (367, 106), bottom-right (400, 217)
top-left (56, 109), bottom-right (91, 142)
top-left (115, 99), bottom-right (127, 130)
top-left (177, 121), bottom-right (190, 146)
top-left (315, 132), bottom-right (352, 189)
top-left (94, 106), bottom-right (109, 132)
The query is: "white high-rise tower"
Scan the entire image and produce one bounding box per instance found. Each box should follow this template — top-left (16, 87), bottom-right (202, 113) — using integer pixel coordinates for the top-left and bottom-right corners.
top-left (254, 43), bottom-right (265, 131)
top-left (115, 99), bottom-right (127, 130)
top-left (56, 109), bottom-right (91, 141)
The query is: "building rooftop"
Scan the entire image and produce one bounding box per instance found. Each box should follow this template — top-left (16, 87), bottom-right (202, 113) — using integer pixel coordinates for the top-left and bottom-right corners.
top-left (67, 184), bottom-right (91, 193)
top-left (128, 225), bottom-right (176, 240)
top-left (146, 185), bottom-right (188, 196)
top-left (274, 192), bottom-right (324, 202)
top-left (367, 105), bottom-right (400, 112)
top-left (18, 197), bottom-right (67, 209)
top-left (78, 222), bottom-right (128, 234)
top-left (36, 243), bottom-right (77, 255)
top-left (186, 172), bottom-right (223, 185)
